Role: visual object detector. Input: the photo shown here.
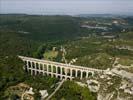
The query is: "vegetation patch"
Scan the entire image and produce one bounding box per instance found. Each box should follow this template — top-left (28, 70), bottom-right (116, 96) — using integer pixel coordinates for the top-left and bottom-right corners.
top-left (52, 81), bottom-right (96, 100)
top-left (118, 57), bottom-right (133, 66)
top-left (44, 50), bottom-right (58, 60)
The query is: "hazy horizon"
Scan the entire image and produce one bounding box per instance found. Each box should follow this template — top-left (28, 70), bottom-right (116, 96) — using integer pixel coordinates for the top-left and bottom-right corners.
top-left (0, 0), bottom-right (133, 15)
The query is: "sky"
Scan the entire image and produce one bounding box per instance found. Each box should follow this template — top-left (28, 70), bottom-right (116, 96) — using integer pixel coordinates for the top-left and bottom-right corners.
top-left (0, 0), bottom-right (133, 15)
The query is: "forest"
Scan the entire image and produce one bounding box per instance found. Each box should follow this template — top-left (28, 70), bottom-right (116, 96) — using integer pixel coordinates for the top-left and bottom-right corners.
top-left (0, 14), bottom-right (133, 99)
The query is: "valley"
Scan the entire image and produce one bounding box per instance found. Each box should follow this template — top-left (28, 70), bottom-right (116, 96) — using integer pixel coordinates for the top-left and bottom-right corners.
top-left (0, 14), bottom-right (133, 100)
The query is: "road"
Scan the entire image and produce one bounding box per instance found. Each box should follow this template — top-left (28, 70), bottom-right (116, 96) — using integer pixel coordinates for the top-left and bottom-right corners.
top-left (46, 79), bottom-right (65, 100)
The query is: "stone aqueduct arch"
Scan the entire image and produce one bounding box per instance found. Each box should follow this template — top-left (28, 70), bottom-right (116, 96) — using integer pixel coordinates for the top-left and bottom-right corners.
top-left (19, 56), bottom-right (103, 80)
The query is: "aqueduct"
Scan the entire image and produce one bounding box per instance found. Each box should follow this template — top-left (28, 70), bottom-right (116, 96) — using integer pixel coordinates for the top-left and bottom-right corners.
top-left (19, 56), bottom-right (104, 80)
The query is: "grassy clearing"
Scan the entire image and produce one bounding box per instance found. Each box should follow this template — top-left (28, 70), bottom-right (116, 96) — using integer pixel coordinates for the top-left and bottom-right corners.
top-left (75, 53), bottom-right (113, 69)
top-left (44, 51), bottom-right (58, 60)
top-left (118, 57), bottom-right (133, 66)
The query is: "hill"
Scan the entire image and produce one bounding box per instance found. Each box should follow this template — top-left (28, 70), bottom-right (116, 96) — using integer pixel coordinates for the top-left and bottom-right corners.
top-left (0, 14), bottom-right (84, 41)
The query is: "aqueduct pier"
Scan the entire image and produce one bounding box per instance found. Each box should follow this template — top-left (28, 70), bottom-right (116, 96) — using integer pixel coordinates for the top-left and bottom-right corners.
top-left (19, 56), bottom-right (104, 80)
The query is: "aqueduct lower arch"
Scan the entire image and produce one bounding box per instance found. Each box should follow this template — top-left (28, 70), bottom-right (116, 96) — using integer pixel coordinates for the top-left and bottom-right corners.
top-left (19, 56), bottom-right (103, 80)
